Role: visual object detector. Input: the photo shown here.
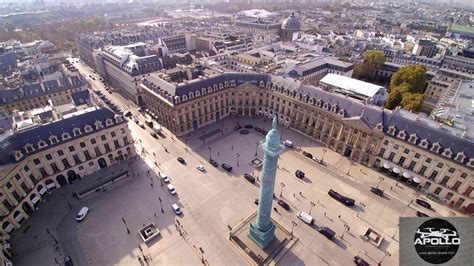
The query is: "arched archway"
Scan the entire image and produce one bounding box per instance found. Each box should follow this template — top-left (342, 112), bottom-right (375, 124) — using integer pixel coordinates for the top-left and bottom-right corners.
top-left (30, 193), bottom-right (40, 206)
top-left (37, 184), bottom-right (47, 196)
top-left (192, 120), bottom-right (198, 130)
top-left (97, 158), bottom-right (107, 169)
top-left (13, 211), bottom-right (25, 224)
top-left (22, 202), bottom-right (33, 215)
top-left (2, 221), bottom-right (14, 234)
top-left (44, 179), bottom-right (56, 190)
top-left (343, 147), bottom-right (352, 157)
top-left (215, 111), bottom-right (220, 121)
top-left (56, 174), bottom-right (67, 186)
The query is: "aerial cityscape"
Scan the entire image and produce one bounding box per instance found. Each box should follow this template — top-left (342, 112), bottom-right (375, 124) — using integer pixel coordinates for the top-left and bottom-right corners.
top-left (0, 0), bottom-right (473, 265)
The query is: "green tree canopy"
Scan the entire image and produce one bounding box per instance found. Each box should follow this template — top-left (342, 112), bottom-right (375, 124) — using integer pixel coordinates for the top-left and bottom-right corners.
top-left (384, 83), bottom-right (410, 110)
top-left (401, 93), bottom-right (424, 112)
top-left (363, 50), bottom-right (386, 69)
top-left (390, 64), bottom-right (427, 94)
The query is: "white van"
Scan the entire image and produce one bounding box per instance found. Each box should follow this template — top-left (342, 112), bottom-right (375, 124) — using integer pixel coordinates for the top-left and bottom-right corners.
top-left (167, 184), bottom-right (176, 195)
top-left (160, 172), bottom-right (169, 183)
top-left (171, 203), bottom-right (182, 215)
top-left (76, 207), bottom-right (89, 222)
top-left (296, 211), bottom-right (314, 225)
top-left (284, 140), bottom-right (293, 147)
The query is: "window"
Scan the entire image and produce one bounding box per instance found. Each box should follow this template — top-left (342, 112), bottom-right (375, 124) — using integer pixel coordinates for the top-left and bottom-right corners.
top-left (393, 144), bottom-right (399, 150)
top-left (91, 138), bottom-right (96, 145)
top-left (29, 174), bottom-right (37, 184)
top-left (433, 187), bottom-right (442, 195)
top-left (425, 158), bottom-right (432, 163)
top-left (50, 163), bottom-right (59, 173)
top-left (46, 154), bottom-right (53, 161)
top-left (414, 153), bottom-right (421, 159)
top-left (383, 140), bottom-right (389, 145)
top-left (73, 154), bottom-right (81, 164)
top-left (88, 161), bottom-right (94, 166)
top-left (21, 182), bottom-right (29, 194)
top-left (15, 174), bottom-right (21, 180)
top-left (94, 147), bottom-right (101, 156)
top-left (24, 165), bottom-right (30, 172)
top-left (104, 143), bottom-right (111, 152)
top-left (419, 166), bottom-right (427, 176)
top-left (114, 140), bottom-right (120, 149)
top-left (440, 176), bottom-right (450, 186)
top-left (460, 173), bottom-right (468, 179)
top-left (123, 136), bottom-right (129, 144)
top-left (429, 170), bottom-right (439, 181)
top-left (34, 158), bottom-right (41, 165)
top-left (57, 150), bottom-right (64, 156)
top-left (437, 162), bottom-right (443, 168)
top-left (448, 167), bottom-right (455, 174)
top-left (101, 135), bottom-right (106, 141)
top-left (6, 182), bottom-right (12, 189)
top-left (84, 151), bottom-right (91, 160)
top-left (39, 168), bottom-right (48, 178)
top-left (69, 146), bottom-right (75, 152)
top-left (452, 181), bottom-right (462, 192)
top-left (12, 191), bottom-right (21, 202)
top-left (408, 161), bottom-right (416, 170)
top-left (3, 200), bottom-right (13, 211)
top-left (80, 142), bottom-right (86, 148)
top-left (403, 149), bottom-right (409, 154)
top-left (388, 152), bottom-right (396, 161)
top-left (111, 132), bottom-right (116, 137)
top-left (62, 159), bottom-right (70, 168)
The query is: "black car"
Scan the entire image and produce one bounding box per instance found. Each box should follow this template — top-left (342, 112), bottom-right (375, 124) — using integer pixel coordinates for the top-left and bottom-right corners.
top-left (415, 199), bottom-right (431, 209)
top-left (416, 211), bottom-right (429, 217)
top-left (209, 159), bottom-right (218, 167)
top-left (150, 132), bottom-right (158, 138)
top-left (222, 163), bottom-right (233, 172)
top-left (233, 125), bottom-right (242, 131)
top-left (277, 199), bottom-right (290, 210)
top-left (254, 199), bottom-right (259, 205)
top-left (370, 187), bottom-right (384, 196)
top-left (302, 151), bottom-right (313, 159)
top-left (353, 255), bottom-right (369, 266)
top-left (64, 256), bottom-right (73, 266)
top-left (244, 174), bottom-right (256, 183)
top-left (295, 170), bottom-right (305, 179)
top-left (328, 189), bottom-right (355, 206)
top-left (240, 130), bottom-right (249, 134)
top-left (124, 111), bottom-right (132, 117)
top-left (177, 157), bottom-right (186, 164)
top-left (254, 127), bottom-right (263, 133)
top-left (244, 124), bottom-right (253, 129)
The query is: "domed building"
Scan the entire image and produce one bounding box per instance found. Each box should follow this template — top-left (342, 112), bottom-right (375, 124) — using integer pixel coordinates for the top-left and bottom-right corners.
top-left (280, 12), bottom-right (301, 42)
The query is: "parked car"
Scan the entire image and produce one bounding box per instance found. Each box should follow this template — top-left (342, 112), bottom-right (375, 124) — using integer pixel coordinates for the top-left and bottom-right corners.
top-left (196, 164), bottom-right (205, 171)
top-left (177, 157), bottom-right (186, 164)
top-left (254, 199), bottom-right (259, 205)
top-left (318, 226), bottom-right (336, 240)
top-left (150, 132), bottom-right (158, 138)
top-left (172, 203), bottom-right (182, 215)
top-left (284, 140), bottom-right (293, 147)
top-left (328, 189), bottom-right (355, 206)
top-left (124, 111), bottom-right (132, 117)
top-left (254, 127), bottom-right (263, 133)
top-left (76, 207), bottom-right (89, 222)
top-left (159, 172), bottom-right (169, 183)
top-left (167, 184), bottom-right (176, 195)
top-left (416, 211), bottom-right (429, 217)
top-left (233, 125), bottom-right (242, 131)
top-left (138, 122), bottom-right (145, 128)
top-left (244, 173), bottom-right (256, 183)
top-left (302, 151), bottom-right (313, 158)
top-left (295, 170), bottom-right (305, 179)
top-left (415, 199), bottom-right (431, 209)
top-left (370, 187), bottom-right (384, 196)
top-left (312, 156), bottom-right (322, 164)
top-left (296, 211), bottom-right (314, 225)
top-left (240, 130), bottom-right (249, 134)
top-left (133, 117), bottom-right (139, 124)
top-left (277, 199), bottom-right (290, 210)
top-left (353, 256), bottom-right (370, 266)
top-left (222, 163), bottom-right (233, 172)
top-left (209, 159), bottom-right (218, 167)
top-left (244, 124), bottom-right (253, 129)
top-left (64, 256), bottom-right (73, 266)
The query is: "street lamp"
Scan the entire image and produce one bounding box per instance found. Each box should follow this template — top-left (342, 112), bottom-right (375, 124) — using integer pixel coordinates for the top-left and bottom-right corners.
top-left (346, 160), bottom-right (355, 175)
top-left (280, 182), bottom-right (285, 197)
top-left (158, 197), bottom-right (163, 213)
top-left (376, 176), bottom-right (384, 189)
top-left (122, 217), bottom-right (131, 234)
top-left (185, 138), bottom-right (189, 152)
top-left (321, 149), bottom-right (327, 162)
top-left (408, 192), bottom-right (420, 206)
top-left (341, 224), bottom-right (350, 239)
top-left (255, 141), bottom-right (259, 157)
top-left (208, 146), bottom-right (212, 161)
top-left (236, 152), bottom-right (240, 167)
top-left (309, 201), bottom-right (315, 215)
top-left (291, 221), bottom-right (297, 238)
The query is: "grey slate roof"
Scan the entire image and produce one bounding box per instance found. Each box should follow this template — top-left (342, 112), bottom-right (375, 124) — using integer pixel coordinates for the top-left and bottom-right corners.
top-left (71, 90), bottom-right (90, 107)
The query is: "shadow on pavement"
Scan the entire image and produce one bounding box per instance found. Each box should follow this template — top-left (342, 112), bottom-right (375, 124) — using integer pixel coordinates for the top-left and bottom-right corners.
top-left (333, 238), bottom-right (348, 250)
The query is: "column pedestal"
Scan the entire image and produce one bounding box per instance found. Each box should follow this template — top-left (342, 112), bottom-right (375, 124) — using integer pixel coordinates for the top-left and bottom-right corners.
top-left (248, 220), bottom-right (276, 250)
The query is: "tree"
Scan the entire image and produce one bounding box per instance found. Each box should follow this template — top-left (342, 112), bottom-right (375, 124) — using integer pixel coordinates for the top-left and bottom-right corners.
top-left (390, 65), bottom-right (427, 93)
top-left (364, 50), bottom-right (386, 69)
top-left (385, 83), bottom-right (410, 110)
top-left (401, 93), bottom-right (424, 112)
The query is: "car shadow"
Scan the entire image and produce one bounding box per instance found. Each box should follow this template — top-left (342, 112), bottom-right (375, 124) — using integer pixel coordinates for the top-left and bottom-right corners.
top-left (351, 205), bottom-right (365, 213)
top-left (302, 178), bottom-right (313, 184)
top-left (333, 238), bottom-right (348, 250)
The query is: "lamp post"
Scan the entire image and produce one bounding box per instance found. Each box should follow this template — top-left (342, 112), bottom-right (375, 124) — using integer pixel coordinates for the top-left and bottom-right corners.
top-left (408, 191), bottom-right (420, 206)
top-left (185, 138), bottom-right (189, 152)
top-left (309, 201), bottom-right (315, 215)
top-left (291, 221), bottom-right (297, 238)
top-left (321, 149), bottom-right (327, 162)
top-left (236, 152), bottom-right (240, 167)
top-left (255, 141), bottom-right (259, 157)
top-left (158, 197), bottom-right (163, 213)
top-left (346, 160), bottom-right (355, 175)
top-left (280, 182), bottom-right (285, 197)
top-left (122, 217), bottom-right (131, 234)
top-left (208, 146), bottom-right (212, 161)
top-left (376, 176), bottom-right (384, 189)
top-left (341, 224), bottom-right (350, 239)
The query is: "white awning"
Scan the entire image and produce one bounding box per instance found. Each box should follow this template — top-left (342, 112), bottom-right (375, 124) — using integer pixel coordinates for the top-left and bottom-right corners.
top-left (412, 176), bottom-right (421, 183)
top-left (5, 224), bottom-right (14, 233)
top-left (392, 167), bottom-right (401, 174)
top-left (14, 213), bottom-right (25, 222)
top-left (39, 187), bottom-right (47, 195)
top-left (46, 183), bottom-right (56, 189)
top-left (31, 195), bottom-right (40, 205)
top-left (403, 172), bottom-right (411, 179)
top-left (383, 163), bottom-right (391, 169)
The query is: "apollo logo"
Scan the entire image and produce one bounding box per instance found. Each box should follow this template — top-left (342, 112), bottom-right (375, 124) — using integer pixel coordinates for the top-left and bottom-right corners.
top-left (414, 218), bottom-right (460, 264)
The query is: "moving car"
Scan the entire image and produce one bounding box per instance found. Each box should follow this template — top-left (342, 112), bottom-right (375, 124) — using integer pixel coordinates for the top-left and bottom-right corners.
top-left (244, 173), bottom-right (256, 183)
top-left (416, 211), bottom-right (429, 217)
top-left (284, 140), bottom-right (293, 147)
top-left (254, 199), bottom-right (259, 205)
top-left (64, 256), bottom-right (73, 266)
top-left (196, 164), bottom-right (205, 171)
top-left (76, 207), bottom-right (89, 222)
top-left (222, 163), bottom-right (233, 172)
top-left (240, 130), bottom-right (249, 135)
top-left (167, 184), bottom-right (176, 195)
top-left (177, 157), bottom-right (186, 164)
top-left (254, 127), bottom-right (263, 133)
top-left (124, 111), bottom-right (132, 117)
top-left (133, 117), bottom-right (139, 124)
top-left (370, 187), bottom-right (384, 196)
top-left (138, 122), bottom-right (145, 129)
top-left (353, 256), bottom-right (370, 266)
top-left (277, 199), bottom-right (290, 210)
top-left (233, 125), bottom-right (242, 131)
top-left (312, 156), bottom-right (322, 164)
top-left (318, 226), bottom-right (336, 240)
top-left (328, 189), bottom-right (355, 206)
top-left (415, 199), bottom-right (431, 209)
top-left (302, 151), bottom-right (313, 158)
top-left (295, 170), bottom-right (305, 179)
top-left (244, 124), bottom-right (253, 129)
top-left (172, 203), bottom-right (182, 215)
top-left (296, 211), bottom-right (314, 225)
top-left (153, 125), bottom-right (162, 134)
top-left (159, 172), bottom-right (169, 183)
top-left (209, 159), bottom-right (218, 167)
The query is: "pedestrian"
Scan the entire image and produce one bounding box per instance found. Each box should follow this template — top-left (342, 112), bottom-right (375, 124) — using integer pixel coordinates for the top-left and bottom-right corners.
top-left (218, 151), bottom-right (220, 156)
top-left (273, 207), bottom-right (278, 213)
top-left (299, 192), bottom-right (302, 196)
top-left (338, 215), bottom-right (341, 219)
top-left (150, 183), bottom-right (153, 188)
top-left (147, 170), bottom-right (150, 175)
top-left (293, 193), bottom-right (296, 198)
top-left (390, 186), bottom-right (393, 190)
top-left (154, 213), bottom-right (157, 217)
top-left (231, 145), bottom-right (234, 150)
top-left (324, 212), bottom-right (326, 216)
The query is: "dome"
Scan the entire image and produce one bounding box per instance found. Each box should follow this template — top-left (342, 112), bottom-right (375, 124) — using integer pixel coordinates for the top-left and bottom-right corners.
top-left (281, 12), bottom-right (301, 30)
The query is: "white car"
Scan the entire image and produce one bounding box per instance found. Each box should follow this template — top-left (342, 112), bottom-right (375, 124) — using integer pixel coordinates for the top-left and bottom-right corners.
top-left (76, 207), bottom-right (89, 222)
top-left (138, 122), bottom-right (145, 129)
top-left (167, 184), bottom-right (176, 195)
top-left (296, 211), bottom-right (314, 225)
top-left (196, 164), bottom-right (205, 171)
top-left (172, 203), bottom-right (182, 215)
top-left (159, 172), bottom-right (169, 183)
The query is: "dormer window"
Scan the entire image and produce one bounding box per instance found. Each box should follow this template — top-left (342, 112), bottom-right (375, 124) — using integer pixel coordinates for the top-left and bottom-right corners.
top-left (95, 121), bottom-right (103, 129)
top-left (84, 125), bottom-right (93, 133)
top-left (37, 140), bottom-right (47, 148)
top-left (442, 148), bottom-right (452, 158)
top-left (409, 134), bottom-right (417, 144)
top-left (468, 159), bottom-right (474, 167)
top-left (15, 151), bottom-right (23, 161)
top-left (73, 128), bottom-right (81, 136)
top-left (338, 109), bottom-right (345, 116)
top-left (431, 143), bottom-right (441, 153)
top-left (189, 92), bottom-right (194, 99)
top-left (24, 144), bottom-right (34, 153)
top-left (105, 119), bottom-right (113, 126)
top-left (62, 133), bottom-right (71, 140)
top-left (49, 135), bottom-right (58, 144)
top-left (455, 152), bottom-right (465, 162)
top-left (195, 91), bottom-right (200, 97)
top-left (397, 130), bottom-right (406, 140)
top-left (419, 139), bottom-right (429, 148)
top-left (387, 126), bottom-right (396, 136)
top-left (375, 123), bottom-right (383, 131)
